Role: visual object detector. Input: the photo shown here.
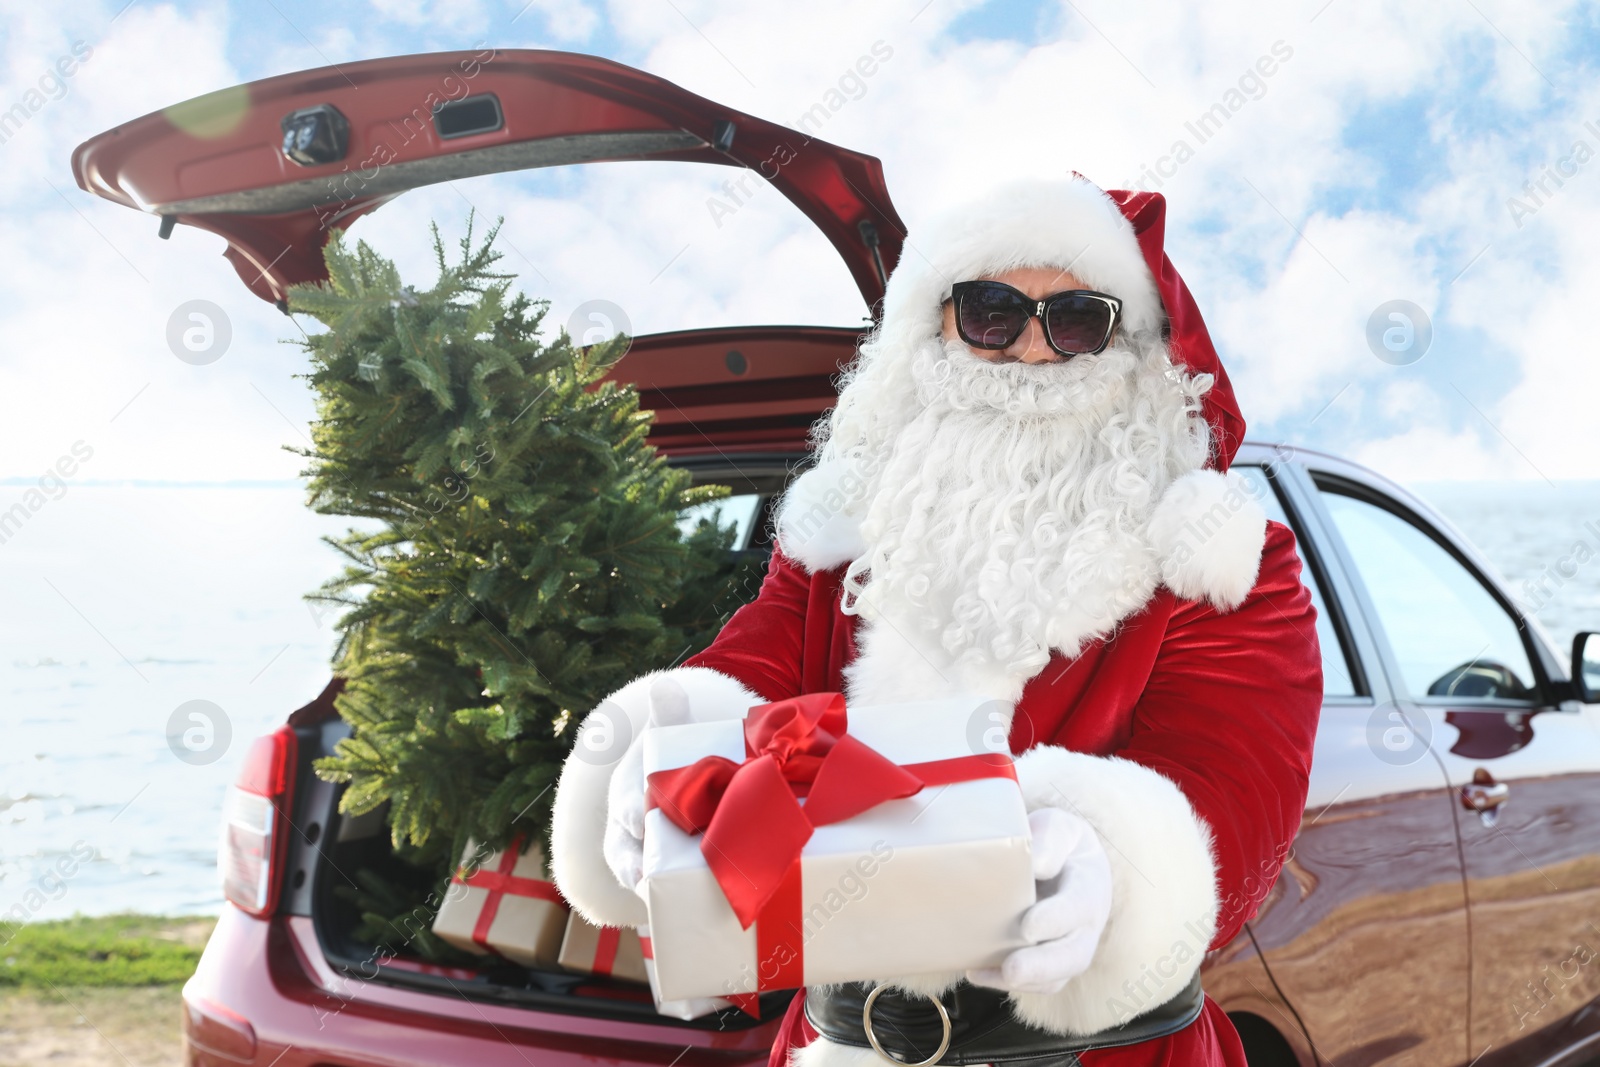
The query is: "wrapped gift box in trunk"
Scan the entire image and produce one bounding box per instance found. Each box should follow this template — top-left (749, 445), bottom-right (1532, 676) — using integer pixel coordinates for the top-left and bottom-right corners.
top-left (558, 912), bottom-right (648, 984)
top-left (640, 692), bottom-right (1036, 1002)
top-left (433, 835), bottom-right (568, 967)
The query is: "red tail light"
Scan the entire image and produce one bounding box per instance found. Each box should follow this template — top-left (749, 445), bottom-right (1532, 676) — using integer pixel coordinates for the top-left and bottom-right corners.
top-left (218, 726), bottom-right (298, 917)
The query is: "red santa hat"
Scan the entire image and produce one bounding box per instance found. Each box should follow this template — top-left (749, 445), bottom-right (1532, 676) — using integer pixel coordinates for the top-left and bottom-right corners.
top-left (874, 174), bottom-right (1246, 469)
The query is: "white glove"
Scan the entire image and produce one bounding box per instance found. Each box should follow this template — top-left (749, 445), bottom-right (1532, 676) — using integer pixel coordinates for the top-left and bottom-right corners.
top-left (967, 806), bottom-right (1114, 995)
top-left (602, 677), bottom-right (693, 890)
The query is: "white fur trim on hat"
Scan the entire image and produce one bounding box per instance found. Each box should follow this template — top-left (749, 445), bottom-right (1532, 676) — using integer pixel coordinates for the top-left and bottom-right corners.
top-left (549, 666), bottom-right (763, 928)
top-left (1008, 745), bottom-right (1220, 1036)
top-left (877, 177), bottom-right (1164, 358)
top-left (1150, 469), bottom-right (1268, 612)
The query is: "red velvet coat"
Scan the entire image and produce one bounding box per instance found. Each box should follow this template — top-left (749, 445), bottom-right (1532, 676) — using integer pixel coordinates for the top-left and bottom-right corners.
top-left (686, 519), bottom-right (1323, 1067)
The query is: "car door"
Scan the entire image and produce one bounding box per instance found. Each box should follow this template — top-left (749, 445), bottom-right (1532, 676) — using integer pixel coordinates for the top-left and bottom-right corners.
top-left (1212, 449), bottom-right (1471, 1067)
top-left (1303, 459), bottom-right (1600, 1066)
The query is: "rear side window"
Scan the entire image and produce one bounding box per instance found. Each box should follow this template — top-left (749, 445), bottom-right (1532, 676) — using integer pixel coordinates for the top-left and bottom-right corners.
top-left (680, 493), bottom-right (764, 550)
top-left (1319, 490), bottom-right (1537, 703)
top-left (1234, 466), bottom-right (1358, 697)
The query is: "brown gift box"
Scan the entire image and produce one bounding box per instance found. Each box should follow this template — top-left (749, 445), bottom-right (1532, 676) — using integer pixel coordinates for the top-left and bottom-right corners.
top-left (431, 835), bottom-right (568, 967)
top-left (557, 912), bottom-right (648, 984)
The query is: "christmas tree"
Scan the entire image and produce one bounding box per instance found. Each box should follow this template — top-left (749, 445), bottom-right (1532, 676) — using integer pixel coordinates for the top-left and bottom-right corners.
top-left (289, 218), bottom-right (759, 955)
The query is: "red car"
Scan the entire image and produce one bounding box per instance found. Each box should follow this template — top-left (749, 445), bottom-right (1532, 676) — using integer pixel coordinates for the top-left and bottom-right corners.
top-left (74, 50), bottom-right (1600, 1067)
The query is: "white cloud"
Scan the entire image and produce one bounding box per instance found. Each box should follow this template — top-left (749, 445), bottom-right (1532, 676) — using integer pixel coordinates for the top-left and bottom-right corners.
top-left (368, 0), bottom-right (431, 24)
top-left (4, 0), bottom-right (1600, 485)
top-left (1349, 424), bottom-right (1516, 486)
top-left (366, 0), bottom-right (490, 31)
top-left (1455, 194), bottom-right (1600, 481)
top-left (509, 0), bottom-right (600, 42)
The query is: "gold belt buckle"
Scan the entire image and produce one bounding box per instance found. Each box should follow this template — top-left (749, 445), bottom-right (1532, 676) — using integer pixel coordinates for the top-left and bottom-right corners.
top-left (861, 984), bottom-right (953, 1067)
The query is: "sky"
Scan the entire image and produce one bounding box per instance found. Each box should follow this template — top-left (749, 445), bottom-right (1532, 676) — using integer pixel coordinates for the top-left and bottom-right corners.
top-left (3, 0), bottom-right (1600, 491)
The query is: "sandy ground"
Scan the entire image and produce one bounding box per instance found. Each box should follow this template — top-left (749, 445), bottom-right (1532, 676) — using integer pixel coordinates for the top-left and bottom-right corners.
top-left (0, 986), bottom-right (184, 1067)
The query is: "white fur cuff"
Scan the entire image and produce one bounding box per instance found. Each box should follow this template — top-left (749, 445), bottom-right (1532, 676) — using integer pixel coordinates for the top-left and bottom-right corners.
top-left (1008, 745), bottom-right (1219, 1036)
top-left (774, 460), bottom-right (869, 573)
top-left (1149, 468), bottom-right (1267, 612)
top-left (549, 666), bottom-right (764, 927)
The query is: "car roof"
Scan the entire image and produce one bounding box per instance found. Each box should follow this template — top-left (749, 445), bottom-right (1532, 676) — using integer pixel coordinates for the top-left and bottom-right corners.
top-left (70, 49), bottom-right (906, 312)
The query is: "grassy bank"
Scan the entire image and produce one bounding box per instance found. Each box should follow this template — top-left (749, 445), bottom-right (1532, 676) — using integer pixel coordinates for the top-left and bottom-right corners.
top-left (0, 914), bottom-right (214, 1067)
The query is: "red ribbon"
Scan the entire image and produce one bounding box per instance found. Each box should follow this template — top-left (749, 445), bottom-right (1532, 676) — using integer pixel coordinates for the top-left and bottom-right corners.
top-left (592, 925), bottom-right (620, 976)
top-left (453, 834), bottom-right (563, 952)
top-left (645, 693), bottom-right (1016, 999)
top-left (647, 693), bottom-right (924, 926)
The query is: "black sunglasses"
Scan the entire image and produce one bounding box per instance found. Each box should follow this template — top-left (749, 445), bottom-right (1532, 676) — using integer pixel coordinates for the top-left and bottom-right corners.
top-left (950, 280), bottom-right (1122, 358)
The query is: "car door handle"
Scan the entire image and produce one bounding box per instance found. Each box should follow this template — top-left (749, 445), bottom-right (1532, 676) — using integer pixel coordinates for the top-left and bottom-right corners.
top-left (1461, 768), bottom-right (1508, 825)
top-left (1461, 782), bottom-right (1509, 811)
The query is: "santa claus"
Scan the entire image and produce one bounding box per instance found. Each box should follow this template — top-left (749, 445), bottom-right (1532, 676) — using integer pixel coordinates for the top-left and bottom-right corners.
top-left (551, 175), bottom-right (1323, 1066)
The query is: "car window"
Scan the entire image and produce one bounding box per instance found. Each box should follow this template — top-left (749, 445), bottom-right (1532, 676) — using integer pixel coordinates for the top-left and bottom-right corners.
top-left (679, 493), bottom-right (764, 550)
top-left (1234, 466), bottom-right (1358, 697)
top-left (1320, 490), bottom-right (1537, 702)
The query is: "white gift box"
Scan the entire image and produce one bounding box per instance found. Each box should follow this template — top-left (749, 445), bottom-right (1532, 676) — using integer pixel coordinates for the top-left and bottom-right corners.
top-left (639, 694), bottom-right (1036, 1002)
top-left (639, 923), bottom-right (736, 1020)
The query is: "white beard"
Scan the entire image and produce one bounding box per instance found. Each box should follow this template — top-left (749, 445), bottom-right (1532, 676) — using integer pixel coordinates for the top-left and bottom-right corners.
top-left (789, 334), bottom-right (1213, 706)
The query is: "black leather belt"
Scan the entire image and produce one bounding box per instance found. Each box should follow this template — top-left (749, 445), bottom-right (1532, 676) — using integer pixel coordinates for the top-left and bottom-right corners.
top-left (804, 973), bottom-right (1205, 1067)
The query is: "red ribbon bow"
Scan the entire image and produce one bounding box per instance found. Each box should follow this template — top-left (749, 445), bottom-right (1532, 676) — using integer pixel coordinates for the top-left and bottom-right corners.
top-left (644, 692), bottom-right (1017, 1006)
top-left (646, 693), bottom-right (924, 928)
